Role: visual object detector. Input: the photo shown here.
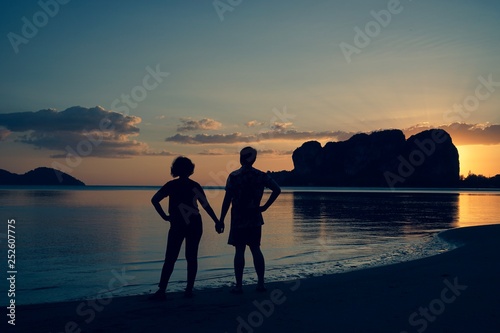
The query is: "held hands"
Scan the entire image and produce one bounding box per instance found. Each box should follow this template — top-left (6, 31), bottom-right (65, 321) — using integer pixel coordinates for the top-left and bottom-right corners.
top-left (215, 221), bottom-right (225, 234)
top-left (215, 219), bottom-right (226, 234)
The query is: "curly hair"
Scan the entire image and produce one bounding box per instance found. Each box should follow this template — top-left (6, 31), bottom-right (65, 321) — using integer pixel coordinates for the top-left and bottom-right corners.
top-left (170, 156), bottom-right (195, 178)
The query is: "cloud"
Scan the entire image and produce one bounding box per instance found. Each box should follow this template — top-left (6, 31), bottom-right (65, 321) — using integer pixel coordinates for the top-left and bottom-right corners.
top-left (198, 148), bottom-right (229, 155)
top-left (245, 120), bottom-right (265, 127)
top-left (0, 106), bottom-right (169, 157)
top-left (271, 122), bottom-right (293, 131)
top-left (198, 148), bottom-right (293, 156)
top-left (197, 148), bottom-right (292, 156)
top-left (166, 132), bottom-right (252, 144)
top-left (142, 150), bottom-right (177, 156)
top-left (257, 149), bottom-right (294, 155)
top-left (165, 129), bottom-right (355, 144)
top-left (0, 106), bottom-right (140, 134)
top-left (177, 118), bottom-right (222, 132)
top-left (164, 121), bottom-right (500, 147)
top-left (403, 123), bottom-right (500, 145)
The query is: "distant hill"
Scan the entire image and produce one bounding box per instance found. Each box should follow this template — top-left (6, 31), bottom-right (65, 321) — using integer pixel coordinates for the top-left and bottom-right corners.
top-left (0, 167), bottom-right (85, 186)
top-left (270, 129), bottom-right (462, 188)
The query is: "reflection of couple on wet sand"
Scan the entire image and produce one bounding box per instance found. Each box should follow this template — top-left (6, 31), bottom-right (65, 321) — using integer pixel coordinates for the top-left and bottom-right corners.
top-left (149, 146), bottom-right (281, 300)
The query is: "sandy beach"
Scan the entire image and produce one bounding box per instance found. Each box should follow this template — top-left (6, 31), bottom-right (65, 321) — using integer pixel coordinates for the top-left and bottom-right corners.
top-left (7, 224), bottom-right (500, 333)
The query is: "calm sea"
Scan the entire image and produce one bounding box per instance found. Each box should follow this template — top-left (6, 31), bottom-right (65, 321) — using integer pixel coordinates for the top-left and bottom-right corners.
top-left (0, 186), bottom-right (499, 305)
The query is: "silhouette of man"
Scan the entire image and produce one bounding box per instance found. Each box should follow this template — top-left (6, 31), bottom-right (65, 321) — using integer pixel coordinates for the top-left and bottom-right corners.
top-left (220, 147), bottom-right (281, 293)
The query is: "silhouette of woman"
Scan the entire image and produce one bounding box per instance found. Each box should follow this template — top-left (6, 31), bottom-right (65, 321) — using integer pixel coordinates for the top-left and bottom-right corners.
top-left (149, 156), bottom-right (223, 300)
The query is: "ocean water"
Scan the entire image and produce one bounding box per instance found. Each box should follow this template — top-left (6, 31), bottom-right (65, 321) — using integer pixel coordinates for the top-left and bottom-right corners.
top-left (0, 187), bottom-right (499, 305)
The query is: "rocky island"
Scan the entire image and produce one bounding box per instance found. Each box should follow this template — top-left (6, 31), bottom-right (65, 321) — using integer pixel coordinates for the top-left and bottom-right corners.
top-left (0, 167), bottom-right (85, 186)
top-left (270, 129), bottom-right (460, 188)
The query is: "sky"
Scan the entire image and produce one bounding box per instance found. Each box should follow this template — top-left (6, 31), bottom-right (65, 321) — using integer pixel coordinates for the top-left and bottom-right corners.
top-left (1, 0), bottom-right (499, 185)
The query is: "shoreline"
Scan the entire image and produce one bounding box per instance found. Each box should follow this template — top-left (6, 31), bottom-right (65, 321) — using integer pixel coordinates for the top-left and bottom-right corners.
top-left (7, 230), bottom-right (453, 307)
top-left (8, 224), bottom-right (500, 332)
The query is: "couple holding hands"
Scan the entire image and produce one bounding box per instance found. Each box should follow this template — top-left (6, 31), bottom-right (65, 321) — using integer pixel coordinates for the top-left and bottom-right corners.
top-left (150, 147), bottom-right (281, 300)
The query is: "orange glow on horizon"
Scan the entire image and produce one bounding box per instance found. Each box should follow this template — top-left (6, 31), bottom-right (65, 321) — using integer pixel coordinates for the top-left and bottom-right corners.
top-left (43, 144), bottom-right (499, 186)
top-left (456, 145), bottom-right (500, 177)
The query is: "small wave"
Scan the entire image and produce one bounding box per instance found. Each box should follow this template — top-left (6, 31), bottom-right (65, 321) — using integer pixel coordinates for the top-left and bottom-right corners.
top-left (122, 259), bottom-right (164, 266)
top-left (275, 250), bottom-right (317, 261)
top-left (26, 285), bottom-right (59, 292)
top-left (201, 266), bottom-right (232, 273)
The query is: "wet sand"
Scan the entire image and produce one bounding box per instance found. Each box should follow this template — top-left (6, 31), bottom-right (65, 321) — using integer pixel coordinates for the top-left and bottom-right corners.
top-left (9, 224), bottom-right (500, 333)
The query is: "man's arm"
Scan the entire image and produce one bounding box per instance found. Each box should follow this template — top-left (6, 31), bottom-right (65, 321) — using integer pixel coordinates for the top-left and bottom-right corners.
top-left (220, 191), bottom-right (232, 224)
top-left (260, 179), bottom-right (281, 212)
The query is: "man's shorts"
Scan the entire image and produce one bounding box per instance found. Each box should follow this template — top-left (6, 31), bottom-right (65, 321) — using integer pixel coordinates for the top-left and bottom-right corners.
top-left (228, 226), bottom-right (262, 247)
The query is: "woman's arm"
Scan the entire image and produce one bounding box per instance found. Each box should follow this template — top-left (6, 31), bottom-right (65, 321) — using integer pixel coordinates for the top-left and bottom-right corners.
top-left (195, 186), bottom-right (224, 233)
top-left (151, 188), bottom-right (170, 222)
